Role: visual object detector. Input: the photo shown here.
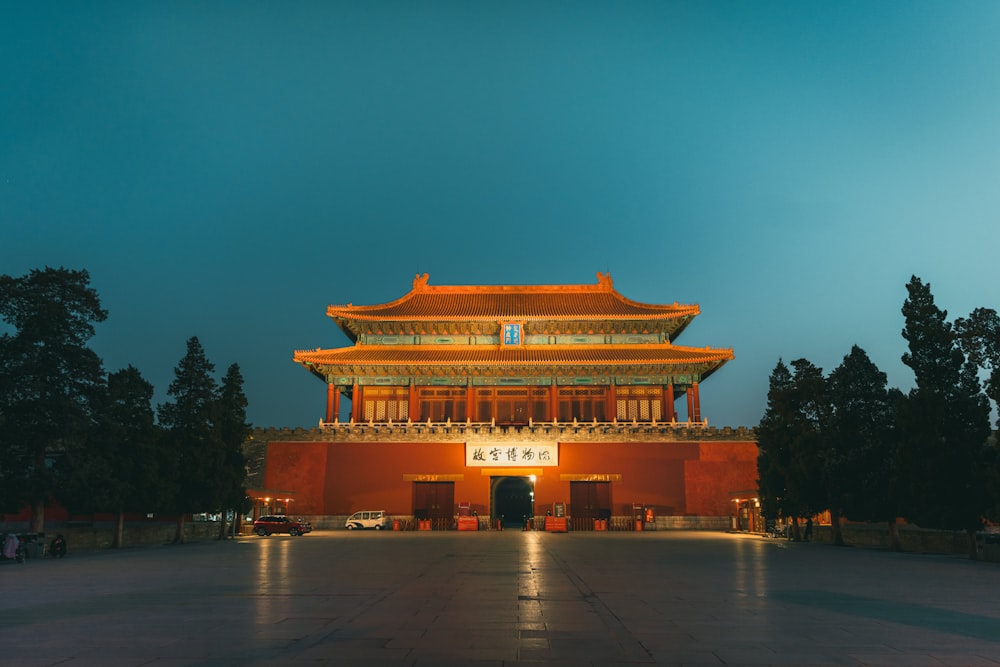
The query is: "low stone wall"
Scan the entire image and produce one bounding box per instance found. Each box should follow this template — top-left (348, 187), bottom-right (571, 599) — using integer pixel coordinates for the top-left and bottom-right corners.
top-left (812, 523), bottom-right (985, 558)
top-left (655, 515), bottom-right (730, 531)
top-left (10, 520), bottom-right (232, 555)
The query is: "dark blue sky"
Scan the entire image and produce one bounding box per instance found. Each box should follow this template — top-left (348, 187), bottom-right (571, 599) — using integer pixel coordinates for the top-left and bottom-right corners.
top-left (3, 2), bottom-right (999, 428)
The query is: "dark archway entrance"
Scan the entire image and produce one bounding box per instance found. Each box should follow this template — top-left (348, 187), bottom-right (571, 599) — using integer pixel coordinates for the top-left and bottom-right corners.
top-left (492, 476), bottom-right (533, 529)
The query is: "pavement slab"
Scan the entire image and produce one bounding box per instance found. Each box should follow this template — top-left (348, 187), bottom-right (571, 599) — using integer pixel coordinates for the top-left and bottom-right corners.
top-left (1, 531), bottom-right (999, 665)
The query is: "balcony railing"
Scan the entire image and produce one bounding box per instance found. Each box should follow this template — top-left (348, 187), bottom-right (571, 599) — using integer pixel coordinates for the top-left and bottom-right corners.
top-left (250, 422), bottom-right (756, 445)
top-left (320, 416), bottom-right (707, 429)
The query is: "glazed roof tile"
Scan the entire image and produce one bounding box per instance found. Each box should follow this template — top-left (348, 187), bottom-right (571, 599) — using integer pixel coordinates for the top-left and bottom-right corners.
top-left (326, 272), bottom-right (699, 323)
top-left (293, 343), bottom-right (733, 368)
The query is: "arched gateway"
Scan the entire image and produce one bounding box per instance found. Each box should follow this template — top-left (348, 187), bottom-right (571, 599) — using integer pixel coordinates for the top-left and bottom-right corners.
top-left (261, 273), bottom-right (758, 530)
top-left (491, 476), bottom-right (534, 529)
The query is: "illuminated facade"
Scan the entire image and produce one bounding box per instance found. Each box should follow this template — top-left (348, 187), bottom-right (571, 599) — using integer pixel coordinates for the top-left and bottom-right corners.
top-left (262, 273), bottom-right (757, 529)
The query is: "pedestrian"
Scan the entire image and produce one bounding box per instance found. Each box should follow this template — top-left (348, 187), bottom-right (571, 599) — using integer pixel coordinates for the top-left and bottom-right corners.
top-left (50, 534), bottom-right (67, 558)
top-left (804, 517), bottom-right (813, 542)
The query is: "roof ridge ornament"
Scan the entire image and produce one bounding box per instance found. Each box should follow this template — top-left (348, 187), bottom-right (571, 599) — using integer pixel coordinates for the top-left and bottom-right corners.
top-left (596, 271), bottom-right (613, 289)
top-left (413, 273), bottom-right (430, 290)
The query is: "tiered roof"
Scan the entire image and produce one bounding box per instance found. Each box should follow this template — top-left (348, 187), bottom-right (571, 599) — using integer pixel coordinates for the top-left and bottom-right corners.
top-left (294, 344), bottom-right (732, 377)
top-left (294, 274), bottom-right (733, 383)
top-left (327, 272), bottom-right (700, 340)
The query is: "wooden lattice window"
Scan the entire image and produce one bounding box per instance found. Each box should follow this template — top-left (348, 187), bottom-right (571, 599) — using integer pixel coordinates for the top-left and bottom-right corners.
top-left (473, 387), bottom-right (540, 424)
top-left (529, 387), bottom-right (549, 422)
top-left (362, 386), bottom-right (409, 422)
top-left (615, 385), bottom-right (662, 422)
top-left (557, 386), bottom-right (608, 422)
top-left (417, 387), bottom-right (467, 422)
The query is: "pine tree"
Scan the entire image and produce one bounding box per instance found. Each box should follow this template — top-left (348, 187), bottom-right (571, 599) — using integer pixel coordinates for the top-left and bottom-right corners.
top-left (158, 337), bottom-right (219, 544)
top-left (954, 308), bottom-right (1000, 523)
top-left (784, 358), bottom-right (828, 526)
top-left (215, 363), bottom-right (250, 538)
top-left (758, 360), bottom-right (795, 530)
top-left (58, 366), bottom-right (162, 547)
top-left (0, 267), bottom-right (107, 531)
top-left (826, 346), bottom-right (899, 548)
top-left (757, 359), bottom-right (826, 538)
top-left (897, 276), bottom-right (992, 558)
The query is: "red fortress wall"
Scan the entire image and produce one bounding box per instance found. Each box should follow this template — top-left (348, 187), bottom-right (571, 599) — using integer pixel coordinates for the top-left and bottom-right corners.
top-left (264, 439), bottom-right (758, 519)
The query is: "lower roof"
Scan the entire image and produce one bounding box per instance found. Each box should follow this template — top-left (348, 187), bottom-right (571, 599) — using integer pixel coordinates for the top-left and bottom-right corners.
top-left (294, 343), bottom-right (733, 381)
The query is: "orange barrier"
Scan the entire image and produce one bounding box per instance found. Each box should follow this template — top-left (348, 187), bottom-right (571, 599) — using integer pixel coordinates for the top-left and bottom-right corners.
top-left (545, 516), bottom-right (568, 533)
top-left (457, 516), bottom-right (478, 531)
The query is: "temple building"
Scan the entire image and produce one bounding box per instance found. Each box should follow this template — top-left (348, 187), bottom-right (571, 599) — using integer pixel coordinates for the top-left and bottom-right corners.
top-left (258, 273), bottom-right (757, 530)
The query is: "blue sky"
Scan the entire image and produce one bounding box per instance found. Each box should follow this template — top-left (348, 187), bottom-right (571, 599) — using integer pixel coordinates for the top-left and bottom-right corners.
top-left (3, 2), bottom-right (999, 428)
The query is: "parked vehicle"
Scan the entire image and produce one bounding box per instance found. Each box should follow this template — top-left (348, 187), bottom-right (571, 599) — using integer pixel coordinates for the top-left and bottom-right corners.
top-left (253, 515), bottom-right (312, 536)
top-left (345, 510), bottom-right (391, 530)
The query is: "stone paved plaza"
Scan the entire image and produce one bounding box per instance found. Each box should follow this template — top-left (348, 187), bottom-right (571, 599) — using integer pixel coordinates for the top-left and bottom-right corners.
top-left (1, 530), bottom-right (999, 666)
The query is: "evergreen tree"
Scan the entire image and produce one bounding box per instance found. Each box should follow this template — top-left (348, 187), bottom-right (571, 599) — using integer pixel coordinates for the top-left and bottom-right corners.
top-left (58, 366), bottom-right (162, 547)
top-left (757, 359), bottom-right (826, 538)
top-left (897, 276), bottom-right (993, 558)
top-left (784, 358), bottom-right (829, 524)
top-left (0, 267), bottom-right (107, 531)
top-left (215, 363), bottom-right (250, 539)
top-left (158, 337), bottom-right (219, 544)
top-left (955, 307), bottom-right (1000, 422)
top-left (826, 346), bottom-right (899, 549)
top-left (757, 360), bottom-right (795, 529)
top-left (954, 308), bottom-right (1000, 522)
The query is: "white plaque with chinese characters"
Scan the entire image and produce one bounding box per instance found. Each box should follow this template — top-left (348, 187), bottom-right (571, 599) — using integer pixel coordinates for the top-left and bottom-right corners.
top-left (465, 442), bottom-right (558, 467)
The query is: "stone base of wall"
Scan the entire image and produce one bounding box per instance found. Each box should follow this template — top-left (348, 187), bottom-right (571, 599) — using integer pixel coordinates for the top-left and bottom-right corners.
top-left (654, 515), bottom-right (730, 530)
top-left (5, 520), bottom-right (233, 555)
top-left (313, 514), bottom-right (732, 531)
top-left (810, 523), bottom-right (989, 558)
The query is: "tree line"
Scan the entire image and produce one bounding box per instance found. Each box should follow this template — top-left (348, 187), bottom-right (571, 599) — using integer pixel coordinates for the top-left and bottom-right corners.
top-left (757, 276), bottom-right (1000, 558)
top-left (0, 267), bottom-right (249, 547)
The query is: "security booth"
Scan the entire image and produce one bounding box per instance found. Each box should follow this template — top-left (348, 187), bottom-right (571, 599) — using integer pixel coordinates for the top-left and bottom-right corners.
top-left (729, 491), bottom-right (761, 533)
top-left (246, 489), bottom-right (296, 523)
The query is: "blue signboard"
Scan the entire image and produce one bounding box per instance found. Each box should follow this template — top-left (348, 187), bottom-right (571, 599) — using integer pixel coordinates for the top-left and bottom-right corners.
top-left (502, 323), bottom-right (521, 346)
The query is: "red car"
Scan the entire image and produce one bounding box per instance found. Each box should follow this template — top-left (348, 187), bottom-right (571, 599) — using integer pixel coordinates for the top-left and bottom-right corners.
top-left (252, 515), bottom-right (312, 536)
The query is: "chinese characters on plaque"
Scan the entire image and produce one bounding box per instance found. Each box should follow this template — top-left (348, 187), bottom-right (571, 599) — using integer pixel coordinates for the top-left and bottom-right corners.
top-left (465, 442), bottom-right (558, 467)
top-left (502, 323), bottom-right (522, 346)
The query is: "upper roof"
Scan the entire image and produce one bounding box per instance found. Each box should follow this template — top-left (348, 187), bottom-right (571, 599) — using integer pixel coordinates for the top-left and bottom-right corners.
top-left (327, 273), bottom-right (700, 340)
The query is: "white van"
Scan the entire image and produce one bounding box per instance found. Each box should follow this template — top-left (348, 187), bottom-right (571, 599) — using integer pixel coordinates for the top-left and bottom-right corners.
top-left (345, 510), bottom-right (391, 530)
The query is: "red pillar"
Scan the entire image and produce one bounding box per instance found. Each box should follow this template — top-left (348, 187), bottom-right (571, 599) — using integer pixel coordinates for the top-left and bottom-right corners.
top-left (686, 387), bottom-right (694, 423)
top-left (325, 382), bottom-right (335, 423)
top-left (466, 381), bottom-right (475, 421)
top-left (409, 383), bottom-right (418, 421)
top-left (691, 382), bottom-right (701, 423)
top-left (665, 383), bottom-right (675, 422)
top-left (607, 383), bottom-right (617, 422)
top-left (351, 382), bottom-right (361, 422)
top-left (333, 385), bottom-right (341, 423)
top-left (550, 379), bottom-right (559, 421)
